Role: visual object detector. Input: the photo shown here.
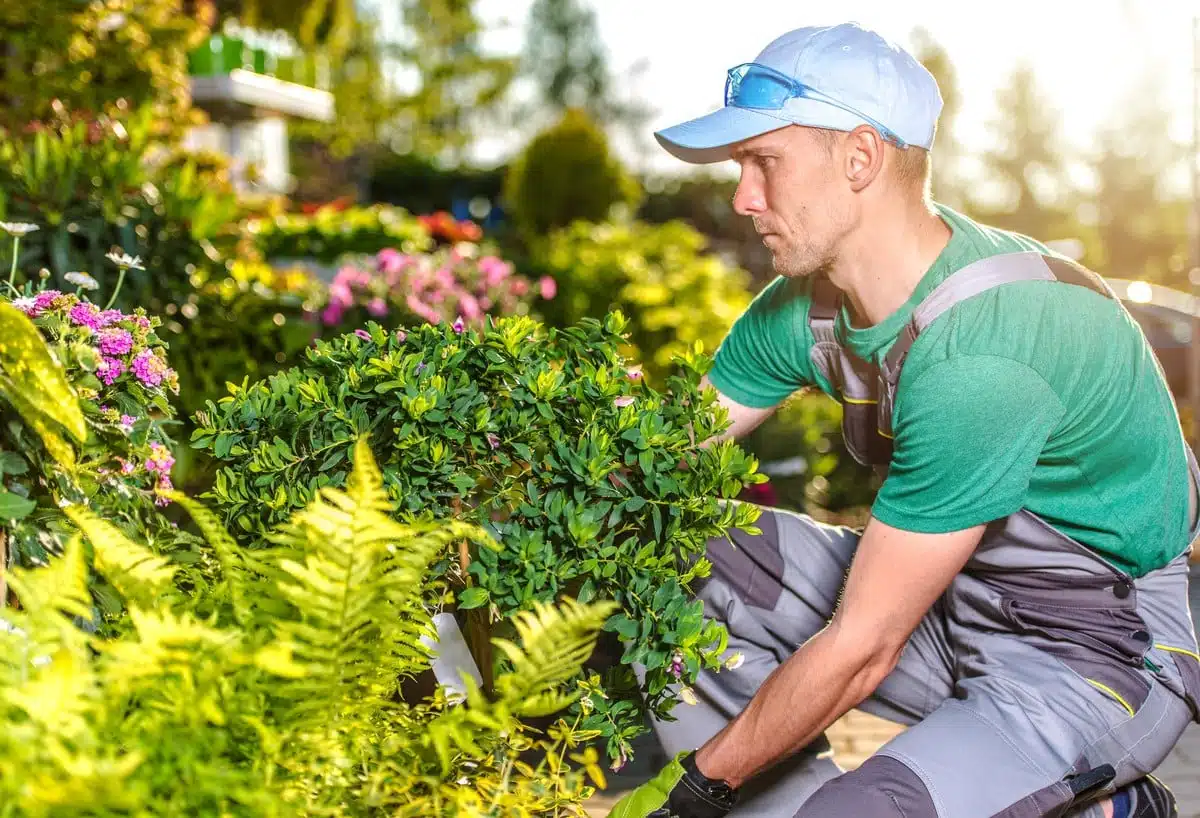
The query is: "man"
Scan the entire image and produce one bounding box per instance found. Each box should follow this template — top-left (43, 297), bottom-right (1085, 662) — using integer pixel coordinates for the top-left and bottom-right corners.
top-left (610, 21), bottom-right (1200, 818)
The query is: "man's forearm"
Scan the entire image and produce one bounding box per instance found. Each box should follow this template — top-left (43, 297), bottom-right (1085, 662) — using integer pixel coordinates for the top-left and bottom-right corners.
top-left (694, 624), bottom-right (896, 789)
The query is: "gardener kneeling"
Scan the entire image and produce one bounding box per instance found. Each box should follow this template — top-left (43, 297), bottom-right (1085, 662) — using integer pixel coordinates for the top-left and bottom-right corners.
top-left (611, 21), bottom-right (1200, 818)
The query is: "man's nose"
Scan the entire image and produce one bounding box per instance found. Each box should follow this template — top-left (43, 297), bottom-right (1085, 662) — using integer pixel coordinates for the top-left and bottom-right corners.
top-left (732, 175), bottom-right (765, 216)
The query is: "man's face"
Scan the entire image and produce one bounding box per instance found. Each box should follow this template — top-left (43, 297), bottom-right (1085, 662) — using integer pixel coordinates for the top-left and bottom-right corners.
top-left (730, 126), bottom-right (852, 278)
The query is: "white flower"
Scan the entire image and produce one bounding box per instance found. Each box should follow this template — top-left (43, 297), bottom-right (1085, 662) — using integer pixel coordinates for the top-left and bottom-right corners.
top-left (11, 296), bottom-right (36, 313)
top-left (97, 12), bottom-right (126, 32)
top-left (456, 777), bottom-right (470, 786)
top-left (679, 686), bottom-right (699, 706)
top-left (65, 271), bottom-right (99, 291)
top-left (105, 250), bottom-right (144, 271)
top-left (0, 222), bottom-right (38, 237)
top-left (724, 651), bottom-right (745, 671)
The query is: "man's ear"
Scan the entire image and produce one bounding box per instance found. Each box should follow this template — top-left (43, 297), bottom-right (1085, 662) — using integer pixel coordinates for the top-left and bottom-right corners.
top-left (845, 126), bottom-right (885, 192)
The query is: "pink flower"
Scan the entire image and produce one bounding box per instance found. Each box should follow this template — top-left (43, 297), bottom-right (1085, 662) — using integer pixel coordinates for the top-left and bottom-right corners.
top-left (97, 328), bottom-right (133, 355)
top-left (486, 433), bottom-right (500, 449)
top-left (69, 302), bottom-right (102, 330)
top-left (145, 442), bottom-right (175, 474)
top-left (96, 356), bottom-right (126, 385)
top-left (395, 329), bottom-right (407, 342)
top-left (510, 279), bottom-right (528, 296)
top-left (366, 298), bottom-right (388, 317)
top-left (377, 248), bottom-right (408, 275)
top-left (354, 329), bottom-right (371, 341)
top-left (321, 303), bottom-right (344, 326)
top-left (614, 396), bottom-right (635, 408)
top-left (119, 458), bottom-right (136, 474)
top-left (119, 414), bottom-right (136, 432)
top-left (131, 350), bottom-right (170, 387)
top-left (12, 296), bottom-right (37, 314)
top-left (458, 293), bottom-right (481, 321)
top-left (406, 294), bottom-right (441, 325)
top-left (328, 281), bottom-right (354, 308)
top-left (539, 276), bottom-right (557, 300)
top-left (480, 256), bottom-right (510, 287)
top-left (33, 290), bottom-right (63, 314)
top-left (95, 309), bottom-right (124, 328)
top-left (133, 316), bottom-right (150, 330)
top-left (452, 316), bottom-right (465, 334)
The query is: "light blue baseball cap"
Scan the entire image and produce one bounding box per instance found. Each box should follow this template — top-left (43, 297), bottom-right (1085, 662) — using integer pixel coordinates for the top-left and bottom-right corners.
top-left (655, 22), bottom-right (943, 164)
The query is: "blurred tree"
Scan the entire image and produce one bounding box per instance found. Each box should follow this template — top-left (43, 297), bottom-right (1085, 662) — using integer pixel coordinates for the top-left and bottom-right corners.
top-left (503, 107), bottom-right (642, 239)
top-left (0, 0), bottom-right (208, 134)
top-left (972, 63), bottom-right (1077, 242)
top-left (520, 0), bottom-right (651, 134)
top-left (909, 27), bottom-right (966, 208)
top-left (1088, 76), bottom-right (1188, 285)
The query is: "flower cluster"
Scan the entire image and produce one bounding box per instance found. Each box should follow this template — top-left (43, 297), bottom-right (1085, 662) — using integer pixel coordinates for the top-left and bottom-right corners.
top-left (416, 210), bottom-right (483, 244)
top-left (16, 293), bottom-right (178, 394)
top-left (319, 244), bottom-right (554, 330)
top-left (7, 284), bottom-right (180, 515)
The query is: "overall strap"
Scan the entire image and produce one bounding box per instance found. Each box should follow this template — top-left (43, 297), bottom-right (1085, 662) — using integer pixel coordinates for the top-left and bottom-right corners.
top-left (808, 274), bottom-right (841, 345)
top-left (878, 252), bottom-right (1116, 437)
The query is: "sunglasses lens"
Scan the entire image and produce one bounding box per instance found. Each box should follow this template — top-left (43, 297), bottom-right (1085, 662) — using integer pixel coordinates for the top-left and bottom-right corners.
top-left (726, 65), bottom-right (792, 109)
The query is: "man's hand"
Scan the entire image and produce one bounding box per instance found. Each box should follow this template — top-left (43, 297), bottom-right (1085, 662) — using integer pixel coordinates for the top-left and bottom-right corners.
top-left (608, 751), bottom-right (738, 818)
top-left (694, 517), bottom-right (985, 789)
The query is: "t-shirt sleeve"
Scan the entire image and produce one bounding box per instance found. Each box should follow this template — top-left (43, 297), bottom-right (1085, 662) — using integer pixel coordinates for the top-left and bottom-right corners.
top-left (871, 354), bottom-right (1065, 532)
top-left (706, 276), bottom-right (816, 408)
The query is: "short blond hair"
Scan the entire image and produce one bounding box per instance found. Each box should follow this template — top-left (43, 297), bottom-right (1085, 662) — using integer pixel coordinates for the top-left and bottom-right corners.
top-left (811, 127), bottom-right (931, 199)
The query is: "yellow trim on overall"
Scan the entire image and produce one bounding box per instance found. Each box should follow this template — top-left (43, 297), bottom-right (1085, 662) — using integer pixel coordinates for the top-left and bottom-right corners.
top-left (878, 429), bottom-right (894, 440)
top-left (841, 395), bottom-right (878, 405)
top-left (1154, 643), bottom-right (1200, 663)
top-left (1084, 679), bottom-right (1135, 717)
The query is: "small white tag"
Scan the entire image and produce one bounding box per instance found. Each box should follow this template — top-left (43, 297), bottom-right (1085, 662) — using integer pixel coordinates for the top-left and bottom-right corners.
top-left (420, 612), bottom-right (483, 695)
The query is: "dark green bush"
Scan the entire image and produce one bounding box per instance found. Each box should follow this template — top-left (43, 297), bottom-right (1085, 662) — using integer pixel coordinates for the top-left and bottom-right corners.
top-left (191, 311), bottom-right (765, 762)
top-left (503, 108), bottom-right (642, 239)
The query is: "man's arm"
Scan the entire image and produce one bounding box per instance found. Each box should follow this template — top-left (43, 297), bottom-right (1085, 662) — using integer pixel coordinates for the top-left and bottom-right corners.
top-left (698, 375), bottom-right (777, 446)
top-left (694, 517), bottom-right (985, 788)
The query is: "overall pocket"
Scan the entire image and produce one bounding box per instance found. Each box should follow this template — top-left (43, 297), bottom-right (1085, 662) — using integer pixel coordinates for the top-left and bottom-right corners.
top-left (1002, 591), bottom-right (1153, 715)
top-left (1153, 643), bottom-right (1200, 723)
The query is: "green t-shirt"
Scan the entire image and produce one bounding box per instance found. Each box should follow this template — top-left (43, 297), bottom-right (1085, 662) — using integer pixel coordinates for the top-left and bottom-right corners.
top-left (709, 203), bottom-right (1193, 577)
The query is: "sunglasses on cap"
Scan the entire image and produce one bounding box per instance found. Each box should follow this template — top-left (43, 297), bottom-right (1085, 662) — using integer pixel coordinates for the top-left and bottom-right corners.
top-left (724, 62), bottom-right (908, 148)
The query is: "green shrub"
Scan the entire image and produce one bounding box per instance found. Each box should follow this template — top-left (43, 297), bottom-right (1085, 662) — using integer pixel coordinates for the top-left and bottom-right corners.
top-left (0, 439), bottom-right (615, 816)
top-left (246, 204), bottom-right (433, 264)
top-left (192, 312), bottom-right (764, 763)
top-left (503, 108), bottom-right (642, 239)
top-left (534, 219), bottom-right (753, 385)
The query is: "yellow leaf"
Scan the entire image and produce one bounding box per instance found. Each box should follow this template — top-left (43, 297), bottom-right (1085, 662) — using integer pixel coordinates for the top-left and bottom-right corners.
top-left (0, 301), bottom-right (87, 452)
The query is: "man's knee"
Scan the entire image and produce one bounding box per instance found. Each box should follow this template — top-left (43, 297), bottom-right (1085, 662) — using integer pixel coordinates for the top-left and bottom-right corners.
top-left (798, 755), bottom-right (936, 818)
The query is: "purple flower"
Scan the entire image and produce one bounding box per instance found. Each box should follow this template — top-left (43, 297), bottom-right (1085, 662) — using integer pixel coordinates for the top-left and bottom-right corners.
top-left (415, 361), bottom-right (426, 375)
top-left (354, 329), bottom-right (372, 341)
top-left (119, 414), bottom-right (136, 432)
top-left (366, 297), bottom-right (388, 317)
top-left (96, 357), bottom-right (126, 385)
top-left (33, 290), bottom-right (63, 314)
top-left (320, 303), bottom-right (344, 326)
top-left (670, 651), bottom-right (685, 680)
top-left (486, 433), bottom-right (500, 450)
top-left (131, 350), bottom-right (169, 387)
top-left (452, 316), bottom-right (465, 334)
top-left (69, 302), bottom-right (102, 330)
top-left (97, 328), bottom-right (133, 355)
top-left (96, 309), bottom-right (124, 327)
top-left (145, 442), bottom-right (175, 474)
top-left (119, 458), bottom-right (136, 474)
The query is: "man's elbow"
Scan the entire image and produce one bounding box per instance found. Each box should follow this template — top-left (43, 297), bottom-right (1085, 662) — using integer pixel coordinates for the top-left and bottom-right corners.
top-left (826, 619), bottom-right (908, 701)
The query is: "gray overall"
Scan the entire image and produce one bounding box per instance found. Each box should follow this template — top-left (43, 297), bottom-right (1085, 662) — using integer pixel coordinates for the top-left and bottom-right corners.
top-left (646, 251), bottom-right (1200, 817)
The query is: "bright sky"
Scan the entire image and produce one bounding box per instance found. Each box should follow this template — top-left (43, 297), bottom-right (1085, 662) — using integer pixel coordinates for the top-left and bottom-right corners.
top-left (472, 0), bottom-right (1199, 183)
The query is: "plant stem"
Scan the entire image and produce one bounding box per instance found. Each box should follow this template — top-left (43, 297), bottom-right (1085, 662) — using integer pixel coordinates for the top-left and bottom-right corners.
top-left (0, 528), bottom-right (6, 608)
top-left (5, 236), bottom-right (19, 295)
top-left (104, 266), bottom-right (126, 310)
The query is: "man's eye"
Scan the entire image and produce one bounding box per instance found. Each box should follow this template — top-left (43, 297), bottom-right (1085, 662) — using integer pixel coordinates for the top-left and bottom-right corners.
top-left (757, 156), bottom-right (775, 170)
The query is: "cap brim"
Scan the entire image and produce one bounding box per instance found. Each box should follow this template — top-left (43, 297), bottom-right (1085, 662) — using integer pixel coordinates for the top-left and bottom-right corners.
top-left (654, 106), bottom-right (792, 164)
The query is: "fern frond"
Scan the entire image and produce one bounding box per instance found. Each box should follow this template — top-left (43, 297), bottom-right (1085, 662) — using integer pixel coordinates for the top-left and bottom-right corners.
top-left (2, 648), bottom-right (97, 739)
top-left (491, 598), bottom-right (617, 718)
top-left (6, 533), bottom-right (92, 623)
top-left (64, 506), bottom-right (175, 608)
top-left (99, 607), bottom-right (239, 698)
top-left (261, 436), bottom-right (469, 726)
top-left (163, 490), bottom-right (253, 624)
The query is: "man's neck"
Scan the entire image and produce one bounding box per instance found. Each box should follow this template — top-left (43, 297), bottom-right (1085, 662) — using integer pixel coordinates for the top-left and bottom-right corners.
top-left (826, 201), bottom-right (952, 328)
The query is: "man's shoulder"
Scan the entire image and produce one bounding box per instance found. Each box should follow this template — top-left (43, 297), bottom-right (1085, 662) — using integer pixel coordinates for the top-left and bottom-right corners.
top-left (933, 202), bottom-right (1056, 260)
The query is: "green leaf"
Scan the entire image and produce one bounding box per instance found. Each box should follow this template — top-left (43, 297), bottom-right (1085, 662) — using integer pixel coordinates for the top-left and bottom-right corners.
top-left (0, 302), bottom-right (87, 449)
top-left (0, 490), bottom-right (36, 520)
top-left (0, 451), bottom-right (28, 476)
top-left (457, 587), bottom-right (490, 610)
top-left (624, 496), bottom-right (646, 513)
